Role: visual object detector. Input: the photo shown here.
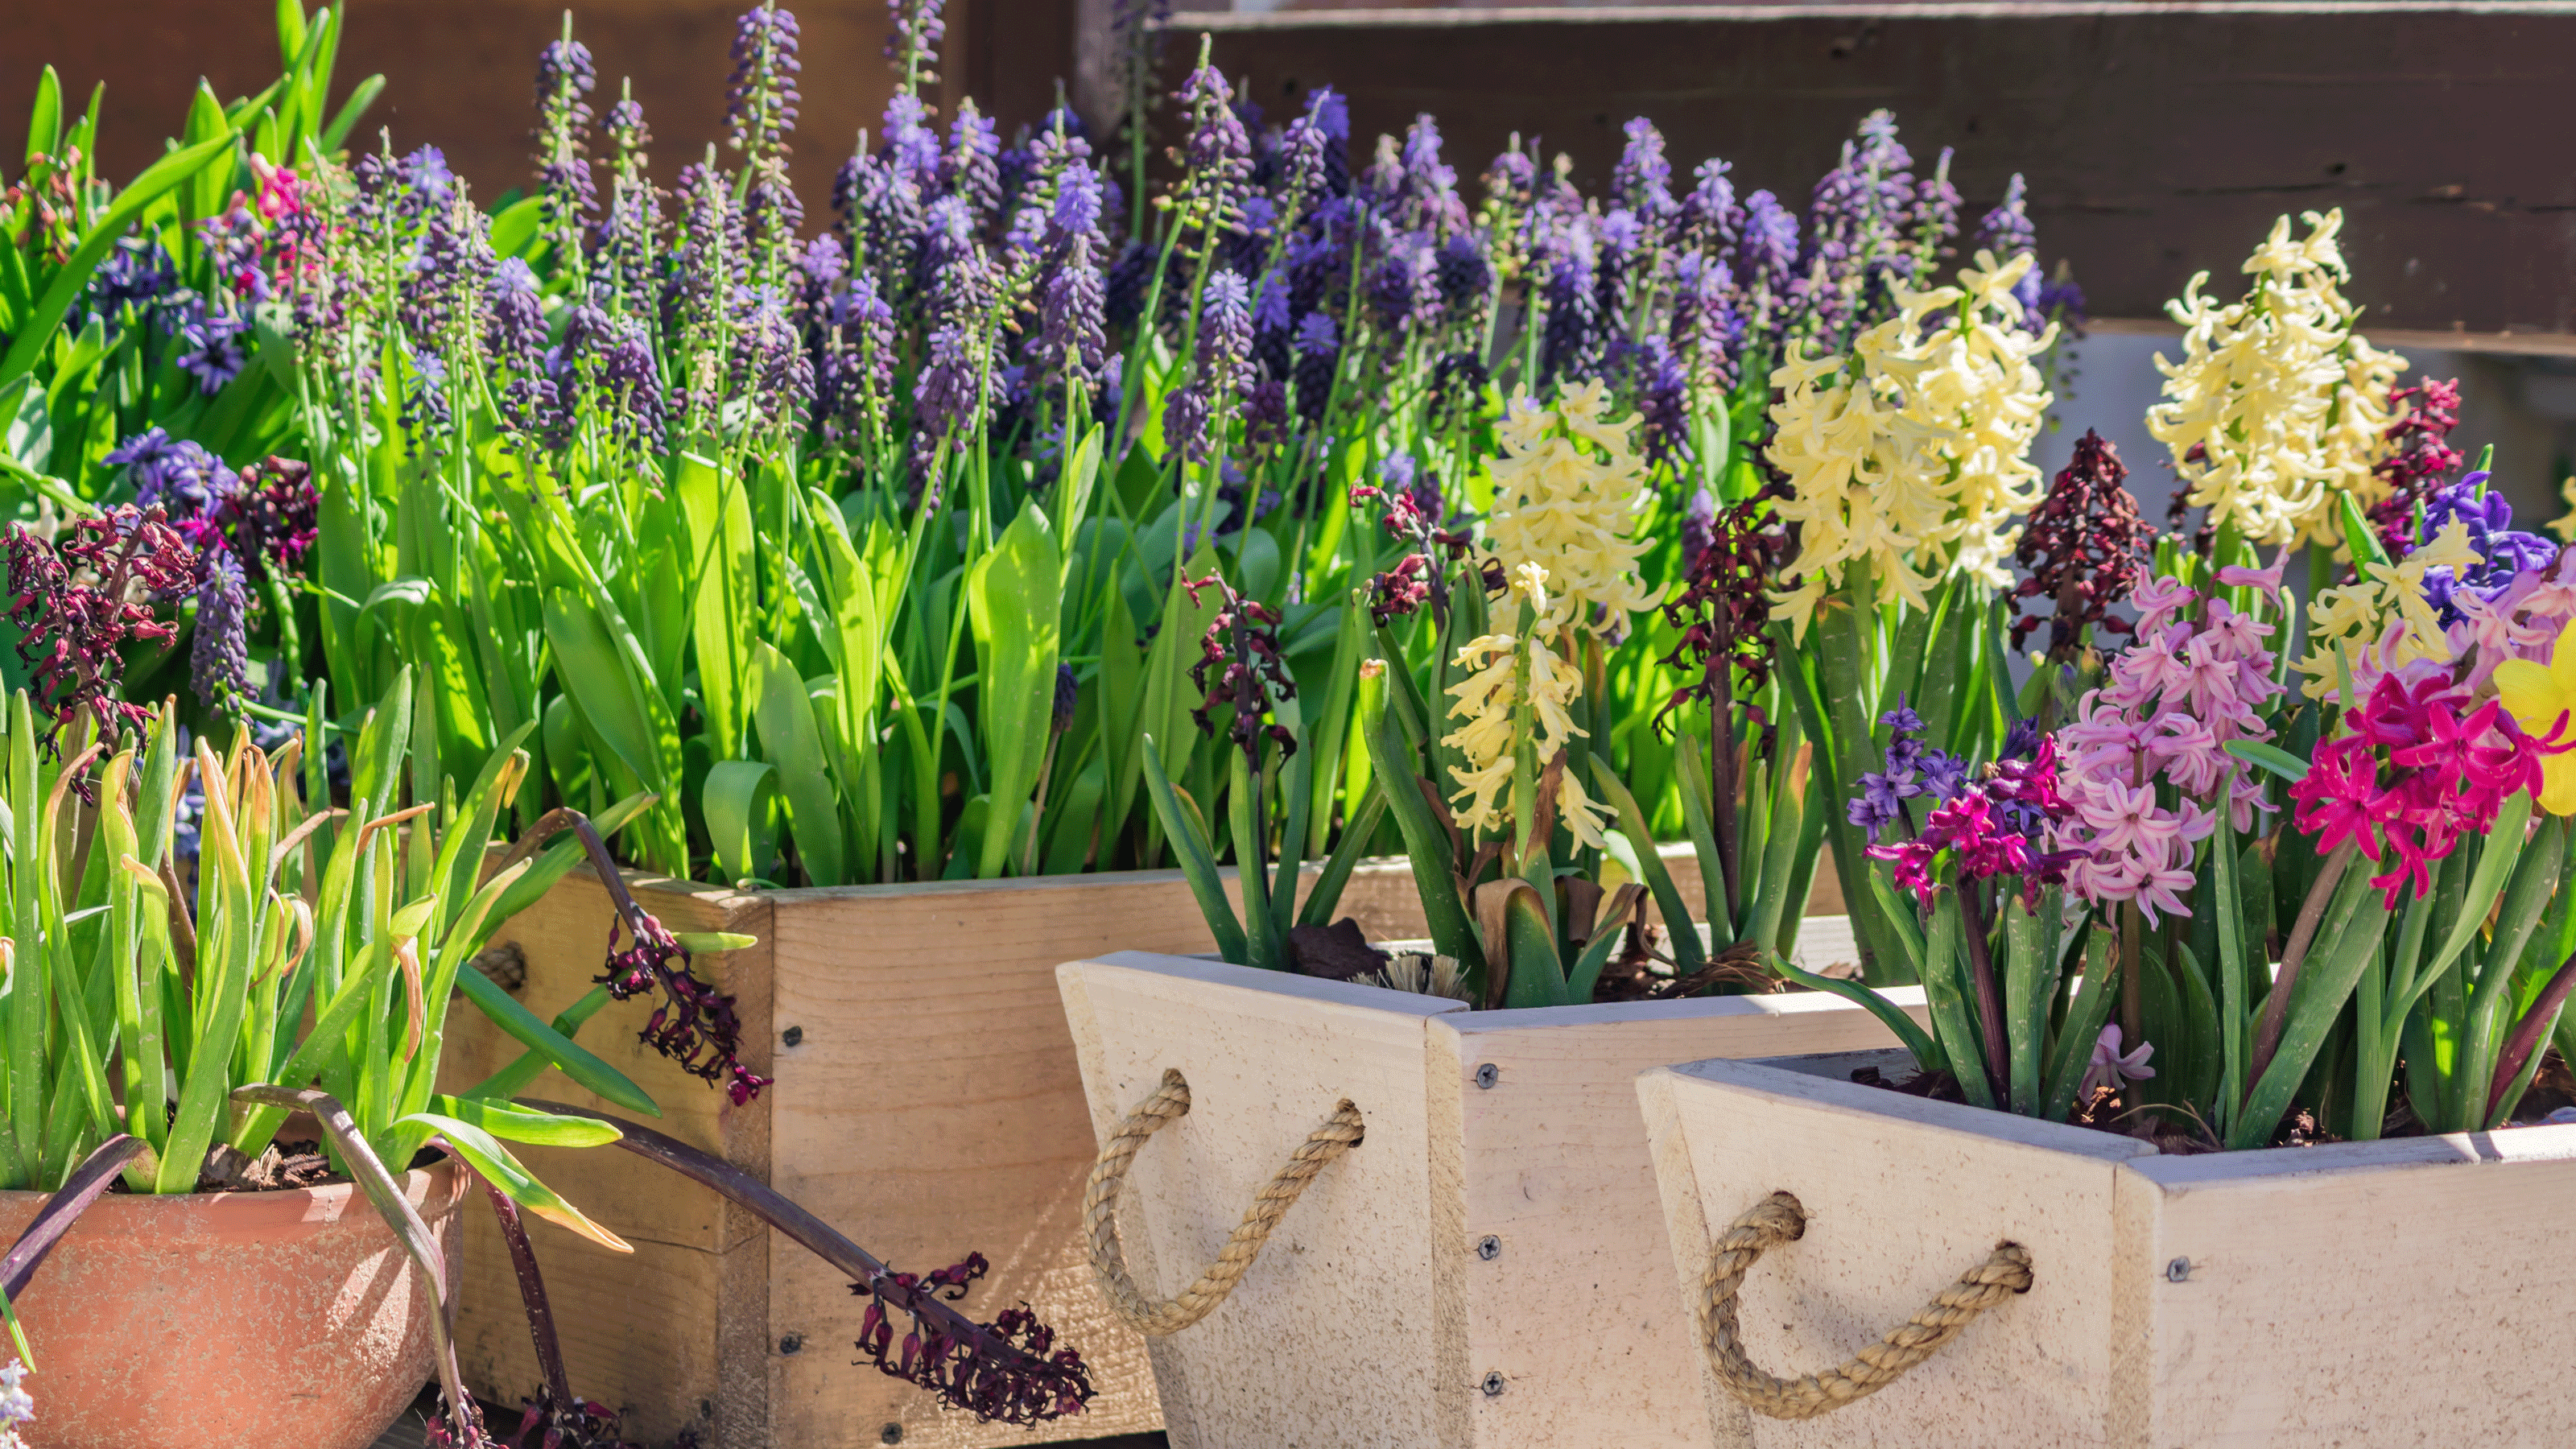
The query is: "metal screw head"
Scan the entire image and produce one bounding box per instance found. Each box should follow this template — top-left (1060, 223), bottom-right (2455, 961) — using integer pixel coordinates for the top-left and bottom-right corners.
top-left (779, 1332), bottom-right (805, 1355)
top-left (1476, 1235), bottom-right (1501, 1261)
top-left (1474, 1063), bottom-right (1499, 1089)
top-left (880, 1425), bottom-right (905, 1445)
top-left (782, 1025), bottom-right (805, 1047)
top-left (1481, 1371), bottom-right (1506, 1397)
top-left (2165, 1257), bottom-right (2190, 1283)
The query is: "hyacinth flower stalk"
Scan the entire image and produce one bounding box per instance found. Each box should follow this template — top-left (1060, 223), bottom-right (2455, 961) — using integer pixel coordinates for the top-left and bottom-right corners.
top-left (1766, 249), bottom-right (2058, 985)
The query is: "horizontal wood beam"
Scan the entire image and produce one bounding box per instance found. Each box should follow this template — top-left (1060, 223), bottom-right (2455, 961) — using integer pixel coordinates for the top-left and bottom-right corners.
top-left (1177, 3), bottom-right (2576, 342)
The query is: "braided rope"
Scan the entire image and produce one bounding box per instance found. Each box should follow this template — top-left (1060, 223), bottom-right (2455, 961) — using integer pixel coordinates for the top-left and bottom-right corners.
top-left (1697, 1191), bottom-right (2033, 1419)
top-left (1082, 1067), bottom-right (1366, 1336)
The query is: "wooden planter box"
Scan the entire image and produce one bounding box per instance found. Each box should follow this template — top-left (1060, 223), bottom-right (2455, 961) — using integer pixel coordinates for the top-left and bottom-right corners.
top-left (441, 851), bottom-right (1823, 1449)
top-left (1055, 950), bottom-right (1919, 1449)
top-left (1638, 1050), bottom-right (2576, 1448)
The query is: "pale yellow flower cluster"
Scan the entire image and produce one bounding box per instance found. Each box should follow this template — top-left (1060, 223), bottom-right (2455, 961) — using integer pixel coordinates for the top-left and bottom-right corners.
top-left (2551, 477), bottom-right (2576, 544)
top-left (1442, 564), bottom-right (1611, 847)
top-left (2293, 520), bottom-right (2482, 700)
top-left (2148, 209), bottom-right (2405, 549)
top-left (1485, 379), bottom-right (1663, 636)
top-left (1765, 250), bottom-right (2058, 642)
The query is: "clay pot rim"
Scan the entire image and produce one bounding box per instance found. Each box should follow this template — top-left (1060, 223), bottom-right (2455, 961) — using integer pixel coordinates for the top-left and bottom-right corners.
top-left (0, 1151), bottom-right (469, 1235)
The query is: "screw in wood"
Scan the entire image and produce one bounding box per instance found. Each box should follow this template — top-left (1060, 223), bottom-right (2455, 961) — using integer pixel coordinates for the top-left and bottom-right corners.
top-left (1481, 1371), bottom-right (1506, 1397)
top-left (1476, 1235), bottom-right (1501, 1261)
top-left (1474, 1063), bottom-right (1499, 1089)
top-left (779, 1332), bottom-right (804, 1355)
top-left (880, 1425), bottom-right (904, 1445)
top-left (2165, 1257), bottom-right (2190, 1282)
top-left (782, 1025), bottom-right (805, 1047)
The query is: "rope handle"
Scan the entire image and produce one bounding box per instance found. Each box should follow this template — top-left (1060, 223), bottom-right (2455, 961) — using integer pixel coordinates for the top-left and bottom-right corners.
top-left (1082, 1067), bottom-right (1365, 1336)
top-left (1698, 1191), bottom-right (2033, 1420)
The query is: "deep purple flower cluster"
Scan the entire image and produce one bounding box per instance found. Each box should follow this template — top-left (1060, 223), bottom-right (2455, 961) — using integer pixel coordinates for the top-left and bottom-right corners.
top-left (2415, 471), bottom-right (2559, 625)
top-left (727, 3), bottom-right (802, 162)
top-left (2011, 430), bottom-right (2153, 657)
top-left (1184, 571), bottom-right (1299, 768)
top-left (853, 1253), bottom-right (1096, 1426)
top-left (7, 508), bottom-right (198, 743)
top-left (1846, 700), bottom-right (1971, 843)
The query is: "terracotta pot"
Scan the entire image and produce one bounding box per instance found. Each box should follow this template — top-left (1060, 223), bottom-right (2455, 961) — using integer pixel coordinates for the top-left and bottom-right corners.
top-left (1639, 1048), bottom-right (2576, 1447)
top-left (0, 1154), bottom-right (466, 1449)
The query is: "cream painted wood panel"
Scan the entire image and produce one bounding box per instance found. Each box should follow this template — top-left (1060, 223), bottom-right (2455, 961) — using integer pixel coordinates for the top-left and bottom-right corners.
top-left (456, 852), bottom-right (1702, 1448)
top-left (1060, 952), bottom-right (1922, 1449)
top-left (1642, 1052), bottom-right (2576, 1449)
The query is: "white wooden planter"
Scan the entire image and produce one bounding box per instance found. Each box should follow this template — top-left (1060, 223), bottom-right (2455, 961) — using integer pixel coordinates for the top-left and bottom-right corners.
top-left (1056, 950), bottom-right (1920, 1449)
top-left (1639, 1048), bottom-right (2576, 1449)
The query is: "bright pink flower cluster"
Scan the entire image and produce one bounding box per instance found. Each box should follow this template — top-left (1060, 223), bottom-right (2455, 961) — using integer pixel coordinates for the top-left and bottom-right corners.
top-left (2053, 567), bottom-right (2282, 925)
top-left (2289, 672), bottom-right (2544, 906)
top-left (1866, 735), bottom-right (2076, 910)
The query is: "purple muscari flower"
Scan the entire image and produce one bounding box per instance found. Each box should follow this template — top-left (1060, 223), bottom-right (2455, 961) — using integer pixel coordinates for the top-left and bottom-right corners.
top-left (1046, 163), bottom-right (1105, 253)
top-left (1398, 114), bottom-right (1465, 236)
top-left (882, 93), bottom-right (943, 190)
top-left (945, 98), bottom-right (1002, 228)
top-left (1633, 335), bottom-right (1690, 473)
top-left (1485, 147), bottom-right (1535, 211)
top-left (1735, 188), bottom-right (1800, 349)
top-left (484, 257), bottom-right (548, 364)
top-left (400, 146), bottom-right (455, 206)
top-left (401, 347), bottom-right (452, 441)
top-left (1537, 220), bottom-right (1599, 385)
top-left (175, 312), bottom-right (250, 394)
top-left (1165, 269), bottom-right (1253, 465)
top-left (1367, 236), bottom-right (1437, 336)
top-left (1377, 452), bottom-right (1417, 497)
top-left (1671, 251), bottom-right (1743, 393)
top-left (1680, 158), bottom-right (1741, 257)
top-left (535, 37), bottom-right (599, 249)
top-left (916, 194), bottom-right (980, 294)
top-left (1038, 231), bottom-right (1107, 384)
top-left (1612, 118), bottom-right (1678, 234)
top-left (915, 321), bottom-right (989, 444)
top-left (1179, 64), bottom-right (1253, 214)
top-left (822, 268), bottom-right (896, 445)
top-left (1251, 269), bottom-right (1293, 337)
top-left (733, 297), bottom-right (815, 428)
top-left (885, 0), bottom-right (945, 83)
top-left (1292, 311), bottom-right (1339, 424)
top-left (726, 3), bottom-right (802, 161)
top-left (1279, 88), bottom-right (1346, 200)
top-left (1435, 233), bottom-right (1492, 308)
top-left (1910, 147), bottom-right (1960, 265)
top-left (1975, 173), bottom-right (2037, 258)
top-left (1799, 110), bottom-right (1918, 349)
top-left (798, 232), bottom-right (848, 314)
top-left (190, 549), bottom-right (250, 708)
top-left (1596, 205), bottom-right (1644, 326)
top-left (600, 324), bottom-right (668, 446)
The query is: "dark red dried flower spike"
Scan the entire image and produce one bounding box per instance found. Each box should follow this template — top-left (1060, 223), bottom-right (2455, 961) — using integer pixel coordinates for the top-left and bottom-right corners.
top-left (853, 1253), bottom-right (1097, 1426)
top-left (2365, 378), bottom-right (2465, 551)
top-left (596, 910), bottom-right (773, 1107)
top-left (2013, 430), bottom-right (2151, 658)
top-left (1657, 485), bottom-right (1789, 729)
top-left (7, 506), bottom-right (198, 746)
top-left (1183, 572), bottom-right (1298, 768)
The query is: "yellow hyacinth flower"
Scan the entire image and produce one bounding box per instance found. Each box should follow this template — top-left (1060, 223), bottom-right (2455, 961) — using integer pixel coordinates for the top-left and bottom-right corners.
top-left (1485, 380), bottom-right (1663, 637)
top-left (1440, 564), bottom-right (1610, 848)
top-left (2290, 520), bottom-right (2484, 700)
top-left (1764, 250), bottom-right (2056, 642)
top-left (2550, 476), bottom-right (2576, 543)
top-left (2148, 209), bottom-right (2405, 549)
top-left (2495, 617), bottom-right (2576, 815)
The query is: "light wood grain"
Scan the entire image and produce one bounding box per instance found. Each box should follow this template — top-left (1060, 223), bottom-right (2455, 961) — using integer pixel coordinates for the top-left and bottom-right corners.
top-left (1642, 1056), bottom-right (2149, 1449)
top-left (440, 869), bottom-right (770, 1449)
top-left (1644, 1056), bottom-right (2576, 1448)
top-left (1062, 953), bottom-right (1911, 1449)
